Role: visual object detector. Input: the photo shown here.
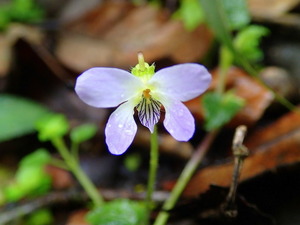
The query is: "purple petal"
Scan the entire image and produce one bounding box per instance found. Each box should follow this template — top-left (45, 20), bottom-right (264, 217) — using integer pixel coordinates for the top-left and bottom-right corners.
top-left (105, 100), bottom-right (137, 155)
top-left (75, 68), bottom-right (142, 108)
top-left (160, 96), bottom-right (195, 141)
top-left (149, 63), bottom-right (211, 102)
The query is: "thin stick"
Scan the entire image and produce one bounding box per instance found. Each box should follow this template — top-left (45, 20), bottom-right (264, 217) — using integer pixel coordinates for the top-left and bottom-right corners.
top-left (223, 125), bottom-right (249, 217)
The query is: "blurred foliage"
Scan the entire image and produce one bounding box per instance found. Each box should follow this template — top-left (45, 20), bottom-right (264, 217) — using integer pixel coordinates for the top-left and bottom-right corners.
top-left (86, 199), bottom-right (148, 225)
top-left (222, 0), bottom-right (250, 30)
top-left (2, 149), bottom-right (52, 203)
top-left (199, 0), bottom-right (268, 75)
top-left (200, 0), bottom-right (268, 130)
top-left (234, 25), bottom-right (270, 62)
top-left (36, 114), bottom-right (70, 142)
top-left (0, 0), bottom-right (44, 30)
top-left (25, 209), bottom-right (54, 225)
top-left (70, 123), bottom-right (98, 144)
top-left (203, 91), bottom-right (245, 131)
top-left (0, 94), bottom-right (50, 142)
top-left (173, 0), bottom-right (204, 31)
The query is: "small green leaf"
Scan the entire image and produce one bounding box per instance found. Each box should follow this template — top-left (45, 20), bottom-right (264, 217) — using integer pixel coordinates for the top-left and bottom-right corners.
top-left (15, 166), bottom-right (51, 195)
top-left (70, 123), bottom-right (97, 144)
top-left (223, 0), bottom-right (250, 30)
top-left (0, 94), bottom-right (50, 142)
top-left (20, 148), bottom-right (51, 168)
top-left (35, 114), bottom-right (69, 142)
top-left (3, 183), bottom-right (25, 202)
top-left (25, 209), bottom-right (53, 225)
top-left (234, 25), bottom-right (269, 62)
top-left (4, 149), bottom-right (52, 202)
top-left (86, 199), bottom-right (148, 225)
top-left (173, 0), bottom-right (204, 31)
top-left (203, 91), bottom-right (245, 131)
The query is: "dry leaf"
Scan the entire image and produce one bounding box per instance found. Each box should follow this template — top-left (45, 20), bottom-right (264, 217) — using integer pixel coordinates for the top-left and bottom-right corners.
top-left (248, 0), bottom-right (300, 19)
top-left (46, 165), bottom-right (74, 190)
top-left (56, 2), bottom-right (213, 72)
top-left (0, 24), bottom-right (43, 77)
top-left (66, 209), bottom-right (89, 225)
top-left (183, 109), bottom-right (300, 197)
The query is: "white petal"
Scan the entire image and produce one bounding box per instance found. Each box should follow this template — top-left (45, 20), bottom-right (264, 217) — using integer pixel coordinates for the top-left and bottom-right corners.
top-left (149, 63), bottom-right (211, 102)
top-left (75, 67), bottom-right (143, 108)
top-left (105, 100), bottom-right (137, 155)
top-left (159, 95), bottom-right (195, 141)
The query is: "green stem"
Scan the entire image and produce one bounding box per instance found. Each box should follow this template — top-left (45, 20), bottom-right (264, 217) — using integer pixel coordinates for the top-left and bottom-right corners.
top-left (71, 141), bottom-right (79, 161)
top-left (216, 67), bottom-right (227, 94)
top-left (216, 45), bottom-right (233, 95)
top-left (52, 137), bottom-right (104, 208)
top-left (153, 130), bottom-right (218, 225)
top-left (146, 125), bottom-right (159, 211)
top-left (49, 158), bottom-right (69, 170)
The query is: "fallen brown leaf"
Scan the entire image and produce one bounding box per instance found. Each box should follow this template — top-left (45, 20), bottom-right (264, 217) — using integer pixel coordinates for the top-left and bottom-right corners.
top-left (0, 24), bottom-right (43, 77)
top-left (56, 2), bottom-right (213, 72)
top-left (247, 0), bottom-right (300, 19)
top-left (66, 209), bottom-right (89, 225)
top-left (46, 165), bottom-right (74, 190)
top-left (183, 109), bottom-right (300, 197)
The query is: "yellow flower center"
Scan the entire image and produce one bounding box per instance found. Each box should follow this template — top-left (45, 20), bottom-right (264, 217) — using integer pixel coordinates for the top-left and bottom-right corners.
top-left (143, 88), bottom-right (151, 99)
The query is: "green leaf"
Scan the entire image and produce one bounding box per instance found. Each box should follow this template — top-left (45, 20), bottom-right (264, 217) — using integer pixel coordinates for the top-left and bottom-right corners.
top-left (234, 25), bottom-right (269, 62)
top-left (3, 183), bottom-right (25, 202)
top-left (86, 199), bottom-right (148, 225)
top-left (0, 94), bottom-right (50, 142)
top-left (199, 0), bottom-right (234, 50)
top-left (0, 0), bottom-right (44, 31)
top-left (0, 5), bottom-right (11, 30)
top-left (70, 123), bottom-right (97, 144)
top-left (4, 149), bottom-right (52, 202)
top-left (35, 114), bottom-right (69, 142)
top-left (223, 0), bottom-right (250, 30)
top-left (173, 0), bottom-right (204, 31)
top-left (15, 166), bottom-right (51, 195)
top-left (25, 209), bottom-right (53, 225)
top-left (199, 0), bottom-right (258, 76)
top-left (19, 148), bottom-right (51, 168)
top-left (10, 0), bottom-right (44, 22)
top-left (203, 91), bottom-right (244, 131)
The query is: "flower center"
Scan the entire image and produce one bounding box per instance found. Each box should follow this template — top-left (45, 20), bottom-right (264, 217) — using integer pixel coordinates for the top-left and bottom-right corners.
top-left (143, 88), bottom-right (151, 100)
top-left (136, 88), bottom-right (161, 132)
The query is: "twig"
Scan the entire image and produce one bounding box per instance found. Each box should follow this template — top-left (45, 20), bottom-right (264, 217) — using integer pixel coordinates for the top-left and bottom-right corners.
top-left (222, 125), bottom-right (249, 217)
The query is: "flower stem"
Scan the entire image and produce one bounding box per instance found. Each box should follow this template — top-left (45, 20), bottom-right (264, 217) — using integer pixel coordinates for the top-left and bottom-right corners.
top-left (52, 137), bottom-right (104, 208)
top-left (153, 130), bottom-right (218, 225)
top-left (216, 45), bottom-right (233, 95)
top-left (146, 125), bottom-right (159, 211)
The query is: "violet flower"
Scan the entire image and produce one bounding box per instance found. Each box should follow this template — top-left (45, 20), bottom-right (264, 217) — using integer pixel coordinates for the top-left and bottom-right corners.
top-left (75, 54), bottom-right (211, 155)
